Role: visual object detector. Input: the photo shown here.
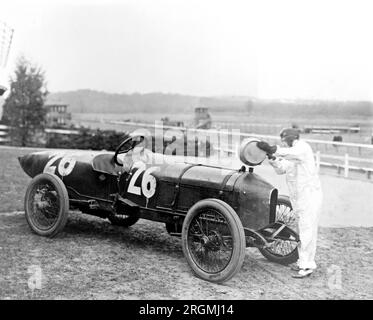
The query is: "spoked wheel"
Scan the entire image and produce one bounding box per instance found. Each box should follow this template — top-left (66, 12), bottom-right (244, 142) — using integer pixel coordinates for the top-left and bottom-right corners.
top-left (24, 173), bottom-right (69, 237)
top-left (276, 195), bottom-right (298, 234)
top-left (182, 199), bottom-right (246, 283)
top-left (259, 195), bottom-right (299, 265)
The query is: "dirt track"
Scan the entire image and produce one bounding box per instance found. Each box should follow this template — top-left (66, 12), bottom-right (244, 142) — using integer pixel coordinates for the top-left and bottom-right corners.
top-left (1, 212), bottom-right (372, 300)
top-left (1, 146), bottom-right (372, 299)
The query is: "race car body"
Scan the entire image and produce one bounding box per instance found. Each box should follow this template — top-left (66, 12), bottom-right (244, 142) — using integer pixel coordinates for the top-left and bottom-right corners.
top-left (19, 147), bottom-right (277, 230)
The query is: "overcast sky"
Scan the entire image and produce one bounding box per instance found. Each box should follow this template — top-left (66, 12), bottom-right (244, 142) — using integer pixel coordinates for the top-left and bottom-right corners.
top-left (1, 0), bottom-right (373, 100)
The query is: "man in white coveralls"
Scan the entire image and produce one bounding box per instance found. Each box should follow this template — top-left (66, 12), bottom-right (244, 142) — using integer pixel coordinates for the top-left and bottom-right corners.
top-left (256, 128), bottom-right (323, 278)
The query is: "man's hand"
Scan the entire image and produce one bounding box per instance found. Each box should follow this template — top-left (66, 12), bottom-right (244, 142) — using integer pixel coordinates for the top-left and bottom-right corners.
top-left (256, 141), bottom-right (277, 154)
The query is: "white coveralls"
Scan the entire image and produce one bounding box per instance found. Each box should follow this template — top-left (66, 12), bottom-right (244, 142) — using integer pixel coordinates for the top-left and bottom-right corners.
top-left (269, 139), bottom-right (323, 270)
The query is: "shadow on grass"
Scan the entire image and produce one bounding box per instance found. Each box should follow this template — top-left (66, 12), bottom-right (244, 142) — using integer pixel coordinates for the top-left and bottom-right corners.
top-left (60, 212), bottom-right (184, 258)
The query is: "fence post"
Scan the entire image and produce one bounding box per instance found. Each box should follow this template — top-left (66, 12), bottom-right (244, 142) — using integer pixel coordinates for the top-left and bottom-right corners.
top-left (344, 153), bottom-right (349, 178)
top-left (234, 142), bottom-right (239, 158)
top-left (316, 151), bottom-right (320, 173)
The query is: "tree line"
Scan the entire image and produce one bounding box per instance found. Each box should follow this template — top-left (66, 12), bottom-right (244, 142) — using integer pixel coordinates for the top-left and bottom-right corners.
top-left (0, 57), bottom-right (211, 155)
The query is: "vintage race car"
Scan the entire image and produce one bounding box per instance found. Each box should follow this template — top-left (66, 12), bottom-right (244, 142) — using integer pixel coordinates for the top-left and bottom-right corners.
top-left (18, 134), bottom-right (299, 283)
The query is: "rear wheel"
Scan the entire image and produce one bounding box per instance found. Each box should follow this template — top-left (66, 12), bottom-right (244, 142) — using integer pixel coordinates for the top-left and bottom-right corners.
top-left (182, 199), bottom-right (246, 283)
top-left (259, 195), bottom-right (299, 265)
top-left (24, 173), bottom-right (69, 237)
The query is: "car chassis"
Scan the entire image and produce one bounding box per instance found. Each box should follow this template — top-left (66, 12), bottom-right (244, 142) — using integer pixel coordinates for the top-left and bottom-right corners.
top-left (19, 134), bottom-right (299, 283)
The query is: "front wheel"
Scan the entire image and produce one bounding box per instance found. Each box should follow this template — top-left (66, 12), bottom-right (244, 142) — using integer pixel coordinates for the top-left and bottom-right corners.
top-left (182, 199), bottom-right (246, 283)
top-left (24, 173), bottom-right (69, 237)
top-left (259, 195), bottom-right (299, 265)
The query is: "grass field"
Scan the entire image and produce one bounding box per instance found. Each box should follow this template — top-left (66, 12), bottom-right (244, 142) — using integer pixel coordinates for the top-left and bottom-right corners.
top-left (0, 147), bottom-right (39, 213)
top-left (72, 112), bottom-right (373, 164)
top-left (1, 146), bottom-right (372, 299)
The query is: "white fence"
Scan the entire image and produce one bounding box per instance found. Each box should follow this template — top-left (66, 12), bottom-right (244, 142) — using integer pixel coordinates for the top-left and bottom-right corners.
top-left (0, 124), bottom-right (10, 143)
top-left (210, 131), bottom-right (373, 179)
top-left (107, 121), bottom-right (373, 180)
top-left (2, 121), bottom-right (373, 179)
top-left (0, 126), bottom-right (80, 144)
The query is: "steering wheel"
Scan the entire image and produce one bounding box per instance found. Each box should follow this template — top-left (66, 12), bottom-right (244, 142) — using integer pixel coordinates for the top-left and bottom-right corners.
top-left (113, 135), bottom-right (145, 166)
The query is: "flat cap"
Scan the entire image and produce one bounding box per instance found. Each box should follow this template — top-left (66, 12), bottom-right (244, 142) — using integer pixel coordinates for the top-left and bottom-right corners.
top-left (280, 127), bottom-right (300, 139)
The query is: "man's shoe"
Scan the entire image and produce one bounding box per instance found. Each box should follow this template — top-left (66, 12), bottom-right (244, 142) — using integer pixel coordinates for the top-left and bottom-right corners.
top-left (289, 264), bottom-right (301, 271)
top-left (292, 268), bottom-right (313, 278)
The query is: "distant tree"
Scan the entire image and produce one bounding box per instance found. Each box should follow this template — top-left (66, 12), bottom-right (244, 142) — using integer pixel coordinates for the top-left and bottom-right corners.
top-left (1, 57), bottom-right (48, 146)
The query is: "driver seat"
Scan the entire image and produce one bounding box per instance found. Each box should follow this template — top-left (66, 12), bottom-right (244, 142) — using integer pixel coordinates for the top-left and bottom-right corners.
top-left (91, 153), bottom-right (125, 176)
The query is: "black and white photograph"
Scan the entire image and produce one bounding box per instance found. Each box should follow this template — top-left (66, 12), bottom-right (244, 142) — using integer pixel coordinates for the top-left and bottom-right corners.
top-left (0, 0), bottom-right (372, 303)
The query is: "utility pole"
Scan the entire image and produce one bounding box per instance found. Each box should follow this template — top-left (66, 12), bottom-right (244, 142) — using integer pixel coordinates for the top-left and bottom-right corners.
top-left (0, 20), bottom-right (14, 97)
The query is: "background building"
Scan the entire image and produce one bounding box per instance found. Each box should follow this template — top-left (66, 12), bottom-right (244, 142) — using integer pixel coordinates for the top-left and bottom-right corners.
top-left (194, 107), bottom-right (211, 129)
top-left (45, 99), bottom-right (72, 127)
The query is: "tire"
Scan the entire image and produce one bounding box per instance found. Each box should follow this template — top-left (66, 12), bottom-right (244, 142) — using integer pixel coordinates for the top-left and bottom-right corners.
top-left (181, 198), bottom-right (246, 283)
top-left (259, 195), bottom-right (299, 265)
top-left (24, 173), bottom-right (69, 237)
top-left (108, 215), bottom-right (139, 227)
